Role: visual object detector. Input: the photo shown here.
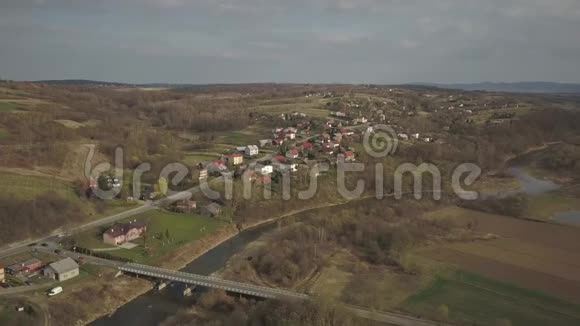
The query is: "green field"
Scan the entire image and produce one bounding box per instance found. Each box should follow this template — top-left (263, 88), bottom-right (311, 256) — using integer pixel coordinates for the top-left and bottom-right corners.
top-left (181, 154), bottom-right (220, 166)
top-left (0, 102), bottom-right (22, 112)
top-left (0, 172), bottom-right (76, 200)
top-left (102, 210), bottom-right (222, 264)
top-left (526, 192), bottom-right (580, 220)
top-left (0, 299), bottom-right (40, 326)
top-left (403, 270), bottom-right (580, 326)
top-left (0, 128), bottom-right (8, 139)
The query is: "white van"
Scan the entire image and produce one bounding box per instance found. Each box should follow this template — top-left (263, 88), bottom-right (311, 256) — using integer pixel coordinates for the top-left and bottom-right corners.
top-left (48, 286), bottom-right (63, 296)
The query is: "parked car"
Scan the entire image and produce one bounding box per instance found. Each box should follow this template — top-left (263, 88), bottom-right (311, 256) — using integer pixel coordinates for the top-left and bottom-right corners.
top-left (48, 286), bottom-right (63, 296)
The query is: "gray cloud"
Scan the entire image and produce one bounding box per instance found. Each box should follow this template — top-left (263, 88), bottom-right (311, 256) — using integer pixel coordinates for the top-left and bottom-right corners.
top-left (0, 0), bottom-right (579, 83)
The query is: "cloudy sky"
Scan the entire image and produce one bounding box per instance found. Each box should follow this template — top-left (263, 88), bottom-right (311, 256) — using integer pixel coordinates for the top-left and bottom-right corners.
top-left (1, 0), bottom-right (580, 84)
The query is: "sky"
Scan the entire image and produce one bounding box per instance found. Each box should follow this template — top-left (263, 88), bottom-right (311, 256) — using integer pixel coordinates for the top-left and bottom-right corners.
top-left (1, 0), bottom-right (580, 84)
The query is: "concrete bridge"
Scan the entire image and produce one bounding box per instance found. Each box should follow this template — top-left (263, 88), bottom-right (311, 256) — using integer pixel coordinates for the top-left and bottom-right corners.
top-left (119, 263), bottom-right (310, 300)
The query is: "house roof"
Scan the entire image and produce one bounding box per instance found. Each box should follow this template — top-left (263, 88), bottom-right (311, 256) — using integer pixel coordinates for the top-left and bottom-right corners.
top-left (345, 151), bottom-right (355, 156)
top-left (274, 155), bottom-right (287, 162)
top-left (303, 142), bottom-right (313, 148)
top-left (105, 220), bottom-right (146, 238)
top-left (229, 153), bottom-right (243, 158)
top-left (21, 258), bottom-right (42, 267)
top-left (205, 202), bottom-right (222, 215)
top-left (288, 149), bottom-right (299, 155)
top-left (47, 258), bottom-right (79, 274)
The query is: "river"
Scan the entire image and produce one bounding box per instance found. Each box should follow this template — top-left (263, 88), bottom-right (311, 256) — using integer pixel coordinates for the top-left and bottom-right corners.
top-left (91, 222), bottom-right (278, 326)
top-left (91, 167), bottom-right (574, 325)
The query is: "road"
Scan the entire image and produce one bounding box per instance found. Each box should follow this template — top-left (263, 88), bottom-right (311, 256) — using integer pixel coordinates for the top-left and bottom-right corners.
top-left (0, 282), bottom-right (56, 297)
top-left (0, 123), bottom-right (367, 259)
top-left (0, 178), bottom-right (221, 259)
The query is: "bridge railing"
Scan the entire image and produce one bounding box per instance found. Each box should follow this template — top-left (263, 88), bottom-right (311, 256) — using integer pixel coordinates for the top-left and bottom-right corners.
top-left (120, 263), bottom-right (309, 300)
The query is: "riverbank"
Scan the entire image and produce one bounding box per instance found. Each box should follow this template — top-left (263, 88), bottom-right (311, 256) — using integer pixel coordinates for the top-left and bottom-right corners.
top-left (42, 223), bottom-right (240, 325)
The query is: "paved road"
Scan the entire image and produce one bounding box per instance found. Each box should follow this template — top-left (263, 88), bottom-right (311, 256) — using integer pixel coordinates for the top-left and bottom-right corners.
top-left (0, 282), bottom-right (56, 297)
top-left (0, 178), bottom-right (221, 259)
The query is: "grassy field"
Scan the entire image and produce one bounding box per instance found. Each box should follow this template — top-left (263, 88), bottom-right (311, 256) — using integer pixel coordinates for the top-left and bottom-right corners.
top-left (181, 153), bottom-right (220, 166)
top-left (0, 102), bottom-right (22, 112)
top-left (0, 128), bottom-right (8, 140)
top-left (526, 192), bottom-right (580, 220)
top-left (0, 298), bottom-right (41, 326)
top-left (98, 210), bottom-right (223, 264)
top-left (403, 270), bottom-right (580, 326)
top-left (420, 206), bottom-right (580, 303)
top-left (0, 172), bottom-right (76, 200)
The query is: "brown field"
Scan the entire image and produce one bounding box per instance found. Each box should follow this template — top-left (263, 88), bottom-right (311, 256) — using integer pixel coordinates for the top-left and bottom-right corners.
top-left (420, 206), bottom-right (580, 303)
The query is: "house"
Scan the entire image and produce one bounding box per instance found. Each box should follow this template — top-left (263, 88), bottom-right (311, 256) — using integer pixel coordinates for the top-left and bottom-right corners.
top-left (273, 139), bottom-right (285, 146)
top-left (274, 162), bottom-right (298, 173)
top-left (354, 117), bottom-right (368, 124)
top-left (259, 139), bottom-right (271, 147)
top-left (302, 142), bottom-right (314, 151)
top-left (207, 160), bottom-right (227, 174)
top-left (202, 202), bottom-right (223, 218)
top-left (255, 164), bottom-right (274, 175)
top-left (398, 133), bottom-right (409, 140)
top-left (245, 145), bottom-right (259, 157)
top-left (285, 130), bottom-right (296, 140)
top-left (227, 153), bottom-right (244, 166)
top-left (344, 151), bottom-right (356, 162)
top-left (322, 146), bottom-right (335, 155)
top-left (0, 265), bottom-right (5, 283)
top-left (173, 199), bottom-right (197, 213)
top-left (198, 169), bottom-right (208, 180)
top-left (261, 175), bottom-right (272, 185)
top-left (103, 220), bottom-right (147, 246)
top-left (286, 149), bottom-right (300, 159)
top-left (273, 155), bottom-right (287, 163)
top-left (341, 129), bottom-right (354, 136)
top-left (333, 111), bottom-right (347, 118)
top-left (411, 133), bottom-right (420, 140)
top-left (423, 137), bottom-right (433, 143)
top-left (6, 259), bottom-right (43, 275)
top-left (43, 258), bottom-right (79, 282)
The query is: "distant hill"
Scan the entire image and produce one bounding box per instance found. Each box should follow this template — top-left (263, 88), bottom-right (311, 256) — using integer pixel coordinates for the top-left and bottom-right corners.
top-left (34, 79), bottom-right (133, 87)
top-left (416, 82), bottom-right (580, 94)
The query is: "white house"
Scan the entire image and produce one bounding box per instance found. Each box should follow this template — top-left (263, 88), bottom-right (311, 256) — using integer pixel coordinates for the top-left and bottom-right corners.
top-left (255, 164), bottom-right (273, 175)
top-left (411, 133), bottom-right (420, 140)
top-left (245, 145), bottom-right (259, 157)
top-left (43, 258), bottom-right (79, 282)
top-left (398, 133), bottom-right (409, 140)
top-left (286, 149), bottom-right (300, 159)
